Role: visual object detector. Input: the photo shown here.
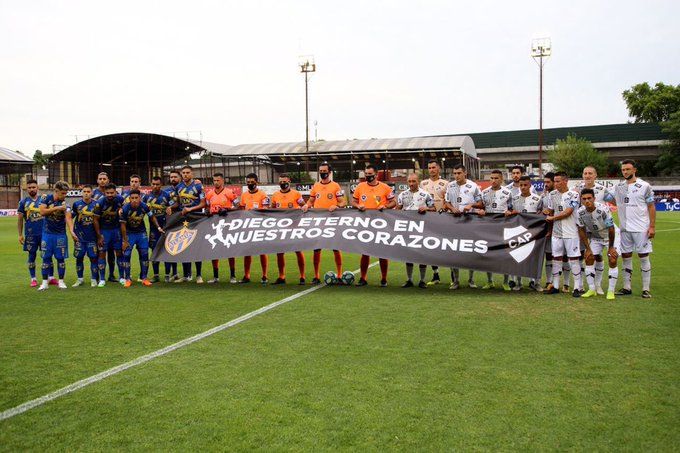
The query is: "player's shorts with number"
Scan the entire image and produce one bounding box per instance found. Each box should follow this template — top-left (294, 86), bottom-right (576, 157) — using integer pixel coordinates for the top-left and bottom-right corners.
top-left (101, 229), bottom-right (122, 251)
top-left (620, 231), bottom-right (652, 254)
top-left (551, 236), bottom-right (581, 258)
top-left (23, 234), bottom-right (42, 252)
top-left (74, 240), bottom-right (98, 259)
top-left (41, 233), bottom-right (69, 260)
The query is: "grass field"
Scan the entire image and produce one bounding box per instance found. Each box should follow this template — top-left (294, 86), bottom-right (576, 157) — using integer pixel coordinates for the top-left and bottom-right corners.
top-left (1, 214), bottom-right (679, 451)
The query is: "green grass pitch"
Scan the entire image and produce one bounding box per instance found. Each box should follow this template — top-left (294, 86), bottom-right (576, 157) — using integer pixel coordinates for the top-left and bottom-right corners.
top-left (1, 215), bottom-right (679, 451)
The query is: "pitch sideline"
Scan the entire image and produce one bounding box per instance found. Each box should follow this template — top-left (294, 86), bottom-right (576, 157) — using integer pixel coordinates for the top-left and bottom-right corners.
top-left (0, 262), bottom-right (378, 422)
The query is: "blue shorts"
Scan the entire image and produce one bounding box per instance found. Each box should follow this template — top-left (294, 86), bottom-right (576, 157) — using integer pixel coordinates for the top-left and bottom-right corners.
top-left (102, 229), bottom-right (122, 251)
top-left (124, 232), bottom-right (149, 258)
top-left (23, 234), bottom-right (42, 253)
top-left (74, 240), bottom-right (98, 260)
top-left (149, 227), bottom-right (162, 251)
top-left (41, 233), bottom-right (69, 260)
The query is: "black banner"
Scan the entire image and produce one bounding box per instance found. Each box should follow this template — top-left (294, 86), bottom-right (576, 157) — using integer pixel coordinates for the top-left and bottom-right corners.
top-left (152, 210), bottom-right (548, 278)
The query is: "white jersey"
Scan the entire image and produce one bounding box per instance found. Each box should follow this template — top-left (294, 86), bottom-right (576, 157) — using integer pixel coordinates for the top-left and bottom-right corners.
top-left (444, 179), bottom-right (482, 209)
top-left (546, 189), bottom-right (580, 239)
top-left (481, 186), bottom-right (513, 214)
top-left (574, 181), bottom-right (608, 203)
top-left (420, 178), bottom-right (448, 210)
top-left (505, 181), bottom-right (536, 198)
top-left (397, 188), bottom-right (434, 211)
top-left (576, 202), bottom-right (615, 241)
top-left (512, 192), bottom-right (543, 214)
top-left (605, 178), bottom-right (654, 232)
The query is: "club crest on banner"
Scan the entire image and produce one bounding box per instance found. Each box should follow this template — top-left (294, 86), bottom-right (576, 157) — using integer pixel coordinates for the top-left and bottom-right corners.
top-left (165, 221), bottom-right (198, 256)
top-left (504, 225), bottom-right (535, 263)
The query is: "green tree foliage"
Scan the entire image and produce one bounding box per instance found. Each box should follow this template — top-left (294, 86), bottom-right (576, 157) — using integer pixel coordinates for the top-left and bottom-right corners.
top-left (547, 134), bottom-right (608, 178)
top-left (622, 82), bottom-right (680, 123)
top-left (32, 150), bottom-right (49, 167)
top-left (622, 82), bottom-right (680, 175)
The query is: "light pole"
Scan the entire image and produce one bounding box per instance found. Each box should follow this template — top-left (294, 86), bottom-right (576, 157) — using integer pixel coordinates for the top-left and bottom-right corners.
top-left (531, 37), bottom-right (551, 178)
top-left (299, 56), bottom-right (316, 153)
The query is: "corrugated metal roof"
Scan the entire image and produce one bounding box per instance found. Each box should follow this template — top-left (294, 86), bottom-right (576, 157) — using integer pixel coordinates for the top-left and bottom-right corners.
top-left (0, 147), bottom-right (33, 163)
top-left (448, 123), bottom-right (667, 149)
top-left (199, 135), bottom-right (476, 158)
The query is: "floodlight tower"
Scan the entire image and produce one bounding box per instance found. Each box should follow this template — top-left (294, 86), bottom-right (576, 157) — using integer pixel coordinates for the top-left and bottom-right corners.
top-left (299, 56), bottom-right (316, 153)
top-left (531, 37), bottom-right (551, 177)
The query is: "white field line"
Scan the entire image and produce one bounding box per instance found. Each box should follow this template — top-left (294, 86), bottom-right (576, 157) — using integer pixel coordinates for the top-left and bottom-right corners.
top-left (656, 227), bottom-right (680, 232)
top-left (0, 262), bottom-right (378, 422)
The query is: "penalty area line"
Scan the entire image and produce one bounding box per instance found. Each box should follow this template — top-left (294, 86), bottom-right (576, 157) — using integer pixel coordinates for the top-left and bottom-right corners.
top-left (0, 262), bottom-right (378, 422)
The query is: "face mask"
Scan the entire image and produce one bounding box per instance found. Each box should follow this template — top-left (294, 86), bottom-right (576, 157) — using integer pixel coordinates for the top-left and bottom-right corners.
top-left (279, 182), bottom-right (290, 190)
top-left (319, 172), bottom-right (329, 180)
top-left (625, 173), bottom-right (634, 180)
top-left (366, 174), bottom-right (376, 183)
top-left (247, 183), bottom-right (257, 191)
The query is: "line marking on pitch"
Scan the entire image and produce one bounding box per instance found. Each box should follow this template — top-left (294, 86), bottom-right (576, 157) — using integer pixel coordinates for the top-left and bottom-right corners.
top-left (0, 262), bottom-right (378, 422)
top-left (656, 227), bottom-right (680, 232)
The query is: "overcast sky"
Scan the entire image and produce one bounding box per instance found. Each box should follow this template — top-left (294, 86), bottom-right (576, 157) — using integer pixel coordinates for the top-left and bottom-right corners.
top-left (1, 0), bottom-right (679, 156)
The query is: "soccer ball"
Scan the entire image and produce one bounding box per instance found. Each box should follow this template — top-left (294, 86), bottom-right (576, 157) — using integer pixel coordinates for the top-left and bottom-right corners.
top-left (341, 271), bottom-right (355, 286)
top-left (324, 271), bottom-right (338, 285)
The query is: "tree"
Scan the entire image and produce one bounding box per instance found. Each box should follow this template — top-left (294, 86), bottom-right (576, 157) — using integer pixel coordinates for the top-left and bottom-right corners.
top-left (32, 150), bottom-right (49, 167)
top-left (622, 82), bottom-right (680, 123)
top-left (547, 134), bottom-right (608, 178)
top-left (655, 110), bottom-right (680, 175)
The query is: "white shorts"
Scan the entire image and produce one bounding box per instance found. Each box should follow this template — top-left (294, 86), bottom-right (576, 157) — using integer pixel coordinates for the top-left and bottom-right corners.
top-left (620, 231), bottom-right (653, 254)
top-left (551, 237), bottom-right (581, 258)
top-left (589, 239), bottom-right (610, 257)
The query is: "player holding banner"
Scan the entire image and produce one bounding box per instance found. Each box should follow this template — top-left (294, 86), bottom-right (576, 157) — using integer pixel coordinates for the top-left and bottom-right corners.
top-left (144, 176), bottom-right (173, 282)
top-left (474, 170), bottom-right (513, 291)
top-left (509, 176), bottom-right (544, 292)
top-left (302, 163), bottom-right (346, 285)
top-left (92, 171), bottom-right (118, 283)
top-left (69, 185), bottom-right (99, 287)
top-left (93, 183), bottom-right (126, 286)
top-left (120, 189), bottom-right (164, 287)
top-left (37, 181), bottom-right (73, 291)
top-left (420, 160), bottom-right (448, 285)
top-left (239, 173), bottom-right (270, 284)
top-left (443, 163), bottom-right (483, 289)
top-left (352, 165), bottom-right (396, 286)
top-left (396, 172), bottom-right (435, 288)
top-left (577, 189), bottom-right (619, 300)
top-left (205, 173), bottom-right (239, 284)
top-left (271, 173), bottom-right (306, 285)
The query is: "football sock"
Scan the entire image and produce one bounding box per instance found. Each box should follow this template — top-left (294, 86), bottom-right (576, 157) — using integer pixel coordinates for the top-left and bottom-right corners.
top-left (585, 264), bottom-right (596, 290)
top-left (451, 268), bottom-right (459, 284)
top-left (28, 250), bottom-right (37, 279)
top-left (406, 263), bottom-right (414, 281)
top-left (107, 251), bottom-right (116, 279)
top-left (117, 256), bottom-right (125, 279)
top-left (164, 262), bottom-right (171, 278)
top-left (228, 258), bottom-right (236, 277)
top-left (277, 253), bottom-right (286, 279)
top-left (622, 257), bottom-right (633, 290)
top-left (595, 261), bottom-right (604, 288)
top-left (140, 250), bottom-right (149, 280)
top-left (562, 260), bottom-right (571, 286)
top-left (171, 262), bottom-right (178, 277)
top-left (545, 254), bottom-right (552, 283)
top-left (333, 250), bottom-right (343, 275)
top-left (640, 256), bottom-right (651, 291)
top-left (486, 272), bottom-right (493, 283)
top-left (503, 274), bottom-right (509, 284)
top-left (608, 267), bottom-right (619, 292)
top-left (552, 259), bottom-right (562, 288)
top-left (76, 257), bottom-right (84, 279)
top-left (419, 265), bottom-right (427, 282)
top-left (98, 257), bottom-right (106, 281)
top-left (468, 270), bottom-right (475, 283)
top-left (569, 260), bottom-right (582, 291)
top-left (41, 260), bottom-right (52, 280)
top-left (182, 262), bottom-right (191, 278)
top-left (89, 258), bottom-right (98, 281)
top-left (360, 255), bottom-right (370, 280)
top-left (212, 259), bottom-right (220, 279)
top-left (313, 250), bottom-right (322, 279)
top-left (195, 262), bottom-right (202, 277)
top-left (152, 261), bottom-right (160, 276)
top-left (57, 259), bottom-right (66, 279)
top-left (379, 259), bottom-right (388, 281)
top-left (296, 251), bottom-right (305, 278)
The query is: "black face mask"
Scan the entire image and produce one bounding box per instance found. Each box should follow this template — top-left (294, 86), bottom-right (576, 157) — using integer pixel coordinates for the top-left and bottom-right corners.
top-left (279, 182), bottom-right (290, 190)
top-left (319, 172), bottom-right (329, 180)
top-left (247, 183), bottom-right (257, 191)
top-left (365, 174), bottom-right (376, 183)
top-left (625, 173), bottom-right (634, 180)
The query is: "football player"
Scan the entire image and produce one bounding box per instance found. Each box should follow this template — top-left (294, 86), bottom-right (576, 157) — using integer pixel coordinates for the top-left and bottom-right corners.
top-left (37, 181), bottom-right (73, 290)
top-left (69, 185), bottom-right (99, 287)
top-left (92, 172), bottom-right (117, 282)
top-left (93, 183), bottom-right (126, 287)
top-left (509, 175), bottom-right (544, 291)
top-left (239, 173), bottom-right (270, 284)
top-left (396, 172), bottom-right (435, 288)
top-left (144, 176), bottom-right (173, 282)
top-left (18, 179), bottom-right (53, 287)
top-left (271, 173), bottom-right (306, 285)
top-left (121, 174), bottom-right (142, 204)
top-left (419, 160), bottom-right (448, 284)
top-left (351, 164), bottom-right (396, 286)
top-left (205, 172), bottom-right (239, 283)
top-left (505, 165), bottom-right (536, 197)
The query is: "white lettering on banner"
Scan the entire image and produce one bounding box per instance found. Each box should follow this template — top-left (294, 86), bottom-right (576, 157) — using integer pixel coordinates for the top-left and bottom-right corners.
top-left (394, 220), bottom-right (425, 233)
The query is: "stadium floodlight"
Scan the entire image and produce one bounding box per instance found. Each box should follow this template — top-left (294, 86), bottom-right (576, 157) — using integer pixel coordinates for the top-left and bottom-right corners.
top-left (299, 55), bottom-right (316, 153)
top-left (531, 37), bottom-right (551, 177)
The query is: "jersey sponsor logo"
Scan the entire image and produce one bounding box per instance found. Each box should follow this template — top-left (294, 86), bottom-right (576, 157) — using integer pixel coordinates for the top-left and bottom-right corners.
top-left (327, 193), bottom-right (333, 199)
top-left (361, 195), bottom-right (367, 201)
top-left (504, 226), bottom-right (535, 263)
top-left (165, 223), bottom-right (198, 256)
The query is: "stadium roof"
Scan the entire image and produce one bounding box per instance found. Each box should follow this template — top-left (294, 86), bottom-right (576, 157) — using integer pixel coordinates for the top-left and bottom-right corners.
top-left (197, 136), bottom-right (476, 159)
top-left (0, 147), bottom-right (33, 164)
top-left (448, 122), bottom-right (666, 149)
